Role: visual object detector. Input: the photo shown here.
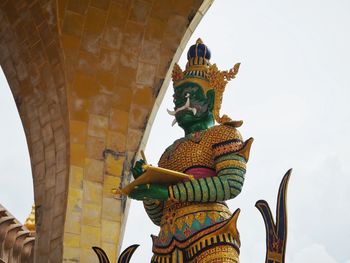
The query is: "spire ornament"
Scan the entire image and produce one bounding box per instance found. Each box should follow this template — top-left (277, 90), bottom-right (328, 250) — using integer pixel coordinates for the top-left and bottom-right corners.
top-left (24, 204), bottom-right (36, 232)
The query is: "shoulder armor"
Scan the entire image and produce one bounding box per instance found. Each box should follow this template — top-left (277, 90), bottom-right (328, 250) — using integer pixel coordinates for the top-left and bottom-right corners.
top-left (236, 137), bottom-right (254, 162)
top-left (206, 124), bottom-right (243, 145)
top-left (224, 120), bottom-right (243, 128)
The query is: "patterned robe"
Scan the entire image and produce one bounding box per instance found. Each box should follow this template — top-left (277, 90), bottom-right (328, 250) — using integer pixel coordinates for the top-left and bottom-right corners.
top-left (144, 124), bottom-right (252, 263)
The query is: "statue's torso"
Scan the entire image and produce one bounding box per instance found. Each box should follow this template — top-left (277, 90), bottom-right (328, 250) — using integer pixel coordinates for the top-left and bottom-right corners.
top-left (158, 124), bottom-right (242, 174)
top-left (154, 125), bottom-right (242, 246)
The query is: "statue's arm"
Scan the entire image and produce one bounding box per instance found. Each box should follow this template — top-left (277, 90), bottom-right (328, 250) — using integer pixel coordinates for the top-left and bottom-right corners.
top-left (143, 200), bottom-right (164, 226)
top-left (169, 137), bottom-right (252, 202)
top-left (169, 156), bottom-right (246, 202)
top-left (130, 159), bottom-right (164, 226)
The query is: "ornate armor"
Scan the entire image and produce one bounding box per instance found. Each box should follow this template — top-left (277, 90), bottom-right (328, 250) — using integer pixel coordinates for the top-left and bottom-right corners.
top-left (144, 124), bottom-right (252, 262)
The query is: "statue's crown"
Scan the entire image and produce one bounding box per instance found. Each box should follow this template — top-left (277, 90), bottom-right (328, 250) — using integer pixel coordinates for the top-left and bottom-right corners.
top-left (172, 38), bottom-right (241, 124)
top-left (185, 38), bottom-right (211, 80)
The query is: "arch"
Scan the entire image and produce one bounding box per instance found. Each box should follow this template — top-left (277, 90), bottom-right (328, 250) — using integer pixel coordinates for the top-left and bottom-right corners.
top-left (0, 0), bottom-right (214, 261)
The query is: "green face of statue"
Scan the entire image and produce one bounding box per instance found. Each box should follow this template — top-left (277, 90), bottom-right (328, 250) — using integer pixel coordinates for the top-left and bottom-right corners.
top-left (170, 82), bottom-right (215, 135)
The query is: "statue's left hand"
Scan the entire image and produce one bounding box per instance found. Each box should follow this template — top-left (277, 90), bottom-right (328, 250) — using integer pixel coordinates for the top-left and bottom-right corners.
top-left (129, 184), bottom-right (169, 201)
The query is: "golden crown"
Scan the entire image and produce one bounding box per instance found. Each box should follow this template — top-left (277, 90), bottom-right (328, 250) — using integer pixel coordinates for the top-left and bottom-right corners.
top-left (172, 38), bottom-right (241, 124)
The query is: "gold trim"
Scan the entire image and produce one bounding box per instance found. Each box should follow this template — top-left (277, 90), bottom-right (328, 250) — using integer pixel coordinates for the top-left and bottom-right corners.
top-left (216, 159), bottom-right (246, 171)
top-left (168, 186), bottom-right (175, 201)
top-left (193, 245), bottom-right (239, 263)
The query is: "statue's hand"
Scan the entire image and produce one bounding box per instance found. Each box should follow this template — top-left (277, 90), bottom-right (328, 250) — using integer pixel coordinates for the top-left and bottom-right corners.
top-left (129, 184), bottom-right (168, 201)
top-left (131, 159), bottom-right (146, 179)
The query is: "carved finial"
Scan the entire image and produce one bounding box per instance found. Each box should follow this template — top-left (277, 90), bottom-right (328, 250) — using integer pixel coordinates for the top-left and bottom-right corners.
top-left (196, 38), bottom-right (203, 44)
top-left (24, 204), bottom-right (36, 232)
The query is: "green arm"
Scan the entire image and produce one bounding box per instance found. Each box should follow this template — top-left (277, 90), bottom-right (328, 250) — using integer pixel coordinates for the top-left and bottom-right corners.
top-left (139, 155), bottom-right (244, 224)
top-left (169, 154), bottom-right (246, 202)
top-left (129, 159), bottom-right (165, 225)
top-left (143, 199), bottom-right (164, 226)
top-left (137, 154), bottom-right (245, 224)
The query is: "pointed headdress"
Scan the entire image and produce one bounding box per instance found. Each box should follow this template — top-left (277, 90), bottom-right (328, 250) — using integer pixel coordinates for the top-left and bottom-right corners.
top-left (172, 38), bottom-right (241, 124)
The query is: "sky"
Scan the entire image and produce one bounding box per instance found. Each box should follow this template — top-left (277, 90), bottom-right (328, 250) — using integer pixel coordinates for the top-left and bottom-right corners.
top-left (1, 0), bottom-right (350, 262)
top-left (0, 70), bottom-right (33, 220)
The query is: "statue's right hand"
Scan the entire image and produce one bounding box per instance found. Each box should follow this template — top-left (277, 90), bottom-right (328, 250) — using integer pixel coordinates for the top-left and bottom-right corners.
top-left (131, 159), bottom-right (146, 179)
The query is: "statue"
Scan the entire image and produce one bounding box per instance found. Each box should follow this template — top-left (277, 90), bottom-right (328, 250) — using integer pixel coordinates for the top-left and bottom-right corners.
top-left (127, 38), bottom-right (253, 262)
top-left (95, 38), bottom-right (292, 263)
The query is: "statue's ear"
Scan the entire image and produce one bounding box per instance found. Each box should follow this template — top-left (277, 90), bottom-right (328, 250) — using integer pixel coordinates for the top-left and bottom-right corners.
top-left (206, 90), bottom-right (215, 111)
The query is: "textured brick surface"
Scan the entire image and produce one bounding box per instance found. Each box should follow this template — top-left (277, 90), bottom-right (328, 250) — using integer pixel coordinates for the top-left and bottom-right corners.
top-left (0, 1), bottom-right (69, 262)
top-left (0, 0), bottom-right (213, 262)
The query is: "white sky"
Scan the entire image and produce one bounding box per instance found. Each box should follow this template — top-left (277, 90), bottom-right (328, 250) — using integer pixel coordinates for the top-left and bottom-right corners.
top-left (1, 0), bottom-right (350, 262)
top-left (0, 71), bottom-right (33, 220)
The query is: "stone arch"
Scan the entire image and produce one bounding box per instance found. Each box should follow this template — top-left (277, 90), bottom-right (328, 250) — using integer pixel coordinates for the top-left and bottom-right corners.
top-left (0, 0), bottom-right (69, 261)
top-left (0, 0), bottom-right (214, 261)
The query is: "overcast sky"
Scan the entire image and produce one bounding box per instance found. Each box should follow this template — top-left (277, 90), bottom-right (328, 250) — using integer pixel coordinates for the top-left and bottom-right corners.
top-left (1, 0), bottom-right (350, 262)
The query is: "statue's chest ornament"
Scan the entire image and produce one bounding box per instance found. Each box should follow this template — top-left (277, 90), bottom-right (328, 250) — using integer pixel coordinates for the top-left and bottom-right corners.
top-left (164, 131), bottom-right (205, 160)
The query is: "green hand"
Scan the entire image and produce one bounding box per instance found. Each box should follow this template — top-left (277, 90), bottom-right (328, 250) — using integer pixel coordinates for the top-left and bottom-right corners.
top-left (129, 184), bottom-right (169, 201)
top-left (131, 159), bottom-right (146, 179)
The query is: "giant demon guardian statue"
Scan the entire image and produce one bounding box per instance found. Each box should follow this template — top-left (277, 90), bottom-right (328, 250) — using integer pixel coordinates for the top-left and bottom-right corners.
top-left (128, 39), bottom-right (252, 262)
top-left (94, 39), bottom-right (291, 263)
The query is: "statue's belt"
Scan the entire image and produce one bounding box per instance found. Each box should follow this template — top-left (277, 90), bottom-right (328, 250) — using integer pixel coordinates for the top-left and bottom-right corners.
top-left (160, 202), bottom-right (231, 226)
